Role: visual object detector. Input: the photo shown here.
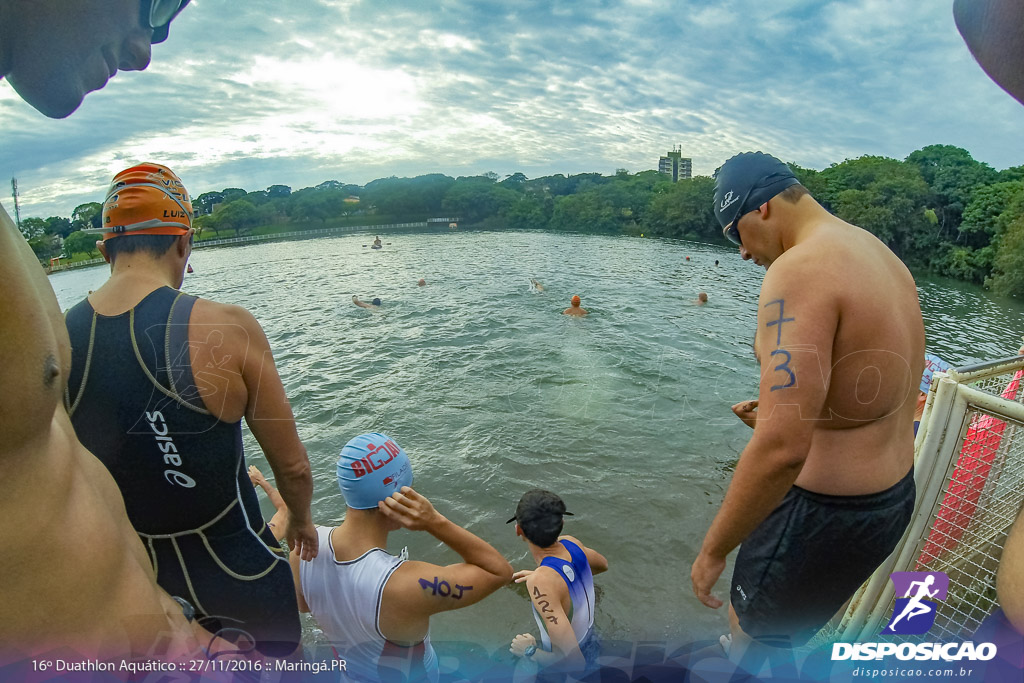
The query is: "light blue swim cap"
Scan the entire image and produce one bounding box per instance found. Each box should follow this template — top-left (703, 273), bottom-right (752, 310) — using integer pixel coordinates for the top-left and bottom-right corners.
top-left (337, 433), bottom-right (413, 509)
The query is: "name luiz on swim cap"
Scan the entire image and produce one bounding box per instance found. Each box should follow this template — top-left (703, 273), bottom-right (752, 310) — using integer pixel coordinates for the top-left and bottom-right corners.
top-left (713, 152), bottom-right (800, 231)
top-left (86, 163), bottom-right (194, 241)
top-left (336, 433), bottom-right (414, 509)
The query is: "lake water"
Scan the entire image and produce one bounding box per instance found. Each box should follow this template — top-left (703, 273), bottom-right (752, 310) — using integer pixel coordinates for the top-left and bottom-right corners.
top-left (49, 230), bottom-right (1024, 658)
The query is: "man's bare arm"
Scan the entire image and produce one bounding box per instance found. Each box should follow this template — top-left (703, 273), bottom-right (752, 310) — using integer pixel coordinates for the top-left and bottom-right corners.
top-left (380, 488), bottom-right (513, 614)
top-left (235, 308), bottom-right (317, 560)
top-left (513, 571), bottom-right (585, 669)
top-left (693, 254), bottom-right (837, 607)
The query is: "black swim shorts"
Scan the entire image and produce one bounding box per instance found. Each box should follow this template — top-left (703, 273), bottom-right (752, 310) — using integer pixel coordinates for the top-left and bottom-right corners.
top-left (730, 467), bottom-right (915, 648)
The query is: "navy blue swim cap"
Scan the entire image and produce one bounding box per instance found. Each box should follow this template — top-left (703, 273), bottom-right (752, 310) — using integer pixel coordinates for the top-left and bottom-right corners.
top-left (713, 152), bottom-right (800, 230)
top-left (371, 298), bottom-right (381, 306)
top-left (337, 433), bottom-right (413, 509)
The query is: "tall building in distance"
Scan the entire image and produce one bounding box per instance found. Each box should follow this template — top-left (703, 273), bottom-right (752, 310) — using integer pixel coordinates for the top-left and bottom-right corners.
top-left (658, 146), bottom-right (692, 181)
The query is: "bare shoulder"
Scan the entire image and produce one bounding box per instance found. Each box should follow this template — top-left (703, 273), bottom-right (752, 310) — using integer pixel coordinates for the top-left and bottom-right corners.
top-left (527, 564), bottom-right (565, 593)
top-left (558, 534), bottom-right (586, 550)
top-left (189, 298), bottom-right (260, 331)
top-left (188, 299), bottom-right (269, 353)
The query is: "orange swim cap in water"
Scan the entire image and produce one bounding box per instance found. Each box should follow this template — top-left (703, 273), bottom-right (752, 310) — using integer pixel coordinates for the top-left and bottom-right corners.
top-left (571, 295), bottom-right (581, 306)
top-left (91, 163), bottom-right (193, 240)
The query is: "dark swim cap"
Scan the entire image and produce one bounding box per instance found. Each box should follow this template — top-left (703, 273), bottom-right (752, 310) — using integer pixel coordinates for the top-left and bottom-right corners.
top-left (372, 298), bottom-right (381, 306)
top-left (151, 0), bottom-right (192, 44)
top-left (713, 152), bottom-right (800, 230)
top-left (506, 489), bottom-right (574, 547)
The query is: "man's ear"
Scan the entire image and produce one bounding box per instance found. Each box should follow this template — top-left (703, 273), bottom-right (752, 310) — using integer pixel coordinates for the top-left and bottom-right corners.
top-left (97, 240), bottom-right (111, 263)
top-left (176, 229), bottom-right (194, 257)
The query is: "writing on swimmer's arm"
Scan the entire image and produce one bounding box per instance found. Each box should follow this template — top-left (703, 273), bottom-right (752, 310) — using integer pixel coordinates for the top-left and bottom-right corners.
top-left (419, 576), bottom-right (473, 599)
top-left (763, 299), bottom-right (797, 392)
top-left (532, 586), bottom-right (559, 624)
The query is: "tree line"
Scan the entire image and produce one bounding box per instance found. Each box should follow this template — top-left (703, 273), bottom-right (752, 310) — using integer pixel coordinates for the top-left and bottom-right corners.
top-left (22, 144), bottom-right (1024, 297)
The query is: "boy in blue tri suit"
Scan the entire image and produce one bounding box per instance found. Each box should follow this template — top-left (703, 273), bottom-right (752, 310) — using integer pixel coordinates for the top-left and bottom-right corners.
top-left (507, 489), bottom-right (608, 675)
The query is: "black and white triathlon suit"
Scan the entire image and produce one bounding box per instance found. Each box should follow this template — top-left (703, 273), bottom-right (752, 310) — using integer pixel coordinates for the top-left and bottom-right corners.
top-left (730, 467), bottom-right (915, 648)
top-left (64, 286), bottom-right (300, 656)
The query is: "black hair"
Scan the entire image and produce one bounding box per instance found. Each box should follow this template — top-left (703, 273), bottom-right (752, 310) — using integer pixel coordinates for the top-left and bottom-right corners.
top-left (777, 184), bottom-right (810, 203)
top-left (105, 233), bottom-right (191, 262)
top-left (521, 518), bottom-right (563, 548)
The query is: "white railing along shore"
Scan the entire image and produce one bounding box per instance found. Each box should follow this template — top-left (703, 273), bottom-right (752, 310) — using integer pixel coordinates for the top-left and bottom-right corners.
top-left (48, 222), bottom-right (429, 272)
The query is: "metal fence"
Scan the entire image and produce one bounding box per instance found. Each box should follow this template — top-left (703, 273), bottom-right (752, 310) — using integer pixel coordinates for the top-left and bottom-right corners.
top-left (813, 352), bottom-right (1024, 646)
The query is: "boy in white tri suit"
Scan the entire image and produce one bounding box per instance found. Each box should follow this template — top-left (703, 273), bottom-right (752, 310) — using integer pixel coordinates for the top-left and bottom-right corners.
top-left (508, 489), bottom-right (609, 676)
top-left (291, 432), bottom-right (512, 682)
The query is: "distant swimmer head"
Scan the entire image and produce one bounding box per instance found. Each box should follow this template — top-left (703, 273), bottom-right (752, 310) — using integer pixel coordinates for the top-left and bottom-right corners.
top-left (371, 297), bottom-right (382, 306)
top-left (417, 279), bottom-right (426, 286)
top-left (571, 295), bottom-right (581, 307)
top-left (920, 353), bottom-right (952, 394)
top-left (698, 292), bottom-right (708, 302)
top-left (337, 433), bottom-right (414, 509)
top-left (94, 163), bottom-right (193, 241)
top-left (714, 152), bottom-right (800, 246)
top-left (506, 489), bottom-right (574, 547)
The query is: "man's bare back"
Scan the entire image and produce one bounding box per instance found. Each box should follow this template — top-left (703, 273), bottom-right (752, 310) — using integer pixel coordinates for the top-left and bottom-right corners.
top-left (0, 205), bottom-right (206, 658)
top-left (765, 218), bottom-right (924, 495)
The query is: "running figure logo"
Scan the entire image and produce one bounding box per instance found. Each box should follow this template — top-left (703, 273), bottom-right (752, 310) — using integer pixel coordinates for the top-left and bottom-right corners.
top-left (883, 571), bottom-right (949, 635)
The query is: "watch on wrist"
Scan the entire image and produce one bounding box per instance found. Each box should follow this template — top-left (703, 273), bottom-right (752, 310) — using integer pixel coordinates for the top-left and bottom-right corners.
top-left (523, 644), bottom-right (537, 658)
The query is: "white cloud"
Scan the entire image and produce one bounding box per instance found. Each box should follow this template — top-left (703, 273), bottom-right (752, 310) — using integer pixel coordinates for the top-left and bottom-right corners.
top-left (4, 0), bottom-right (1024, 218)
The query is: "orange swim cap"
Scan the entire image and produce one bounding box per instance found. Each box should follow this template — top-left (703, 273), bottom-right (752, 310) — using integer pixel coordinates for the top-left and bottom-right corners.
top-left (91, 163), bottom-right (193, 240)
top-left (571, 295), bottom-right (581, 306)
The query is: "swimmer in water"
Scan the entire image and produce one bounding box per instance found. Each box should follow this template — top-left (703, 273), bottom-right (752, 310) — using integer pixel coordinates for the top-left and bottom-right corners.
top-left (563, 295), bottom-right (588, 316)
top-left (373, 236), bottom-right (382, 248)
top-left (530, 278), bottom-right (545, 292)
top-left (417, 278), bottom-right (426, 287)
top-left (695, 292), bottom-right (708, 305)
top-left (353, 295), bottom-right (382, 309)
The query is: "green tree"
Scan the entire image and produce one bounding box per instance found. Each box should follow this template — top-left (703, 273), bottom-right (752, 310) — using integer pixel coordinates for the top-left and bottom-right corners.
top-left (44, 215), bottom-right (74, 238)
top-left (643, 176), bottom-right (717, 240)
top-left (822, 156), bottom-right (933, 262)
top-left (29, 234), bottom-right (60, 262)
top-left (958, 181), bottom-right (1024, 247)
top-left (71, 202), bottom-right (102, 232)
top-left (442, 178), bottom-right (517, 224)
top-left (220, 188), bottom-right (247, 204)
top-left (549, 190), bottom-right (620, 232)
top-left (500, 173), bottom-right (528, 191)
top-left (19, 216), bottom-right (46, 239)
top-left (194, 191), bottom-right (224, 215)
top-left (266, 184), bottom-right (291, 198)
top-left (906, 145), bottom-right (997, 236)
top-left (62, 230), bottom-right (100, 258)
top-left (500, 194), bottom-right (547, 230)
top-left (363, 174), bottom-right (455, 218)
top-left (291, 188), bottom-right (347, 225)
top-left (210, 199), bottom-right (259, 237)
top-left (988, 214), bottom-right (1024, 297)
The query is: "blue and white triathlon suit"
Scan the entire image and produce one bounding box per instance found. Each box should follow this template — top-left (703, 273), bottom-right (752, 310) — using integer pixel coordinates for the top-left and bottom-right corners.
top-left (533, 539), bottom-right (599, 666)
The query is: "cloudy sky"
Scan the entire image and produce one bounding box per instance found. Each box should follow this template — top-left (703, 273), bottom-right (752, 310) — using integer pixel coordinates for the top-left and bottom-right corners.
top-left (3, 0), bottom-right (1024, 219)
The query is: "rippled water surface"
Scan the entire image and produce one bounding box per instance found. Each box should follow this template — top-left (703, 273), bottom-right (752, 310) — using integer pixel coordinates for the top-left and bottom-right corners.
top-left (49, 230), bottom-right (1024, 649)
